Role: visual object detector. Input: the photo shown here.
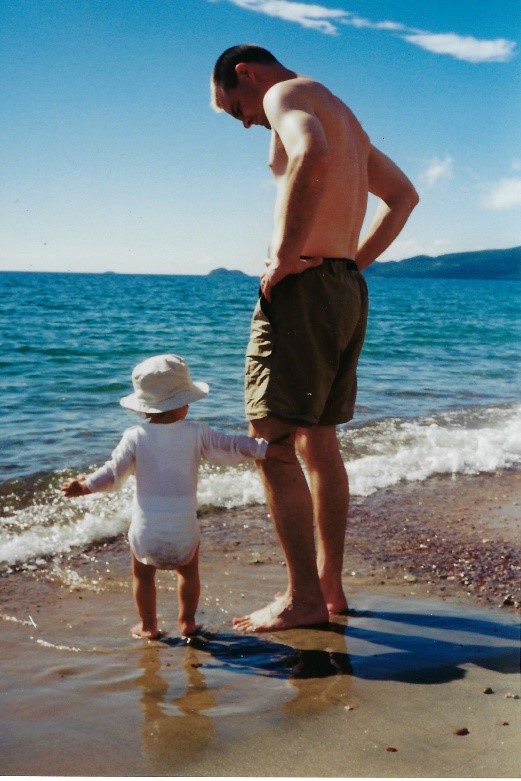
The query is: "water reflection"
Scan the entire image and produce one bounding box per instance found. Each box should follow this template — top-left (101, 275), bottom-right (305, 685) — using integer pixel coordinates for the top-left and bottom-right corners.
top-left (134, 599), bottom-right (519, 771)
top-left (136, 644), bottom-right (216, 769)
top-left (135, 625), bottom-right (352, 771)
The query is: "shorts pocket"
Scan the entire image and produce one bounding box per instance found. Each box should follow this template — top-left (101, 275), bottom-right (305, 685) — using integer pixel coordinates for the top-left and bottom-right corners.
top-left (246, 299), bottom-right (274, 358)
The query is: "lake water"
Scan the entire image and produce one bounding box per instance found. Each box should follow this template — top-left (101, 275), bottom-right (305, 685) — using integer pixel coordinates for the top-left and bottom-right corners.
top-left (1, 270), bottom-right (520, 570)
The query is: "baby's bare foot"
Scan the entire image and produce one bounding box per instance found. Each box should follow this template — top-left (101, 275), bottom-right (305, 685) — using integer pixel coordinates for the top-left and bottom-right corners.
top-left (131, 623), bottom-right (161, 640)
top-left (180, 620), bottom-right (203, 638)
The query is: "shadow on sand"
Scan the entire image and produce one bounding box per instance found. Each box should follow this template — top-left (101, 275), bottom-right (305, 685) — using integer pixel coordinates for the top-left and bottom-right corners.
top-left (159, 600), bottom-right (520, 685)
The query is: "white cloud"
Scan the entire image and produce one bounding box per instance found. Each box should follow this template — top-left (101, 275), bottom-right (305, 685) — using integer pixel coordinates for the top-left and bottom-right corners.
top-left (228, 0), bottom-right (348, 34)
top-left (223, 1), bottom-right (516, 63)
top-left (341, 15), bottom-right (406, 32)
top-left (421, 157), bottom-right (454, 188)
top-left (403, 32), bottom-right (516, 63)
top-left (481, 178), bottom-right (521, 210)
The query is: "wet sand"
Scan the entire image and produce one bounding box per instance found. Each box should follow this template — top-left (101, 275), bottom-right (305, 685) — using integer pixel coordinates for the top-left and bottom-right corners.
top-left (1, 470), bottom-right (520, 777)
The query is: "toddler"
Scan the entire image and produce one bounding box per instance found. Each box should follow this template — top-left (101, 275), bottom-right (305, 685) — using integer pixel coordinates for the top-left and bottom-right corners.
top-left (62, 353), bottom-right (291, 639)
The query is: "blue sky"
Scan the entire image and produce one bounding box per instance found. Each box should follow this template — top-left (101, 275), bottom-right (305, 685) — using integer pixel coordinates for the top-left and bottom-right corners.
top-left (1, 0), bottom-right (520, 275)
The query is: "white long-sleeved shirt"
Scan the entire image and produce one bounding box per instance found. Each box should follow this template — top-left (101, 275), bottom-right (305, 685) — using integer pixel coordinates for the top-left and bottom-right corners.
top-left (85, 420), bottom-right (268, 567)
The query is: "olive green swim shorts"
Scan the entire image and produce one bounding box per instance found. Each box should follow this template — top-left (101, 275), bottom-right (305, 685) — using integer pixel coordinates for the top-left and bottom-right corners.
top-left (245, 258), bottom-right (368, 427)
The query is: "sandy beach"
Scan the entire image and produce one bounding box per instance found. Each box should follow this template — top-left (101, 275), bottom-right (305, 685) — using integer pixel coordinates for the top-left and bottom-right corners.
top-left (1, 469), bottom-right (520, 777)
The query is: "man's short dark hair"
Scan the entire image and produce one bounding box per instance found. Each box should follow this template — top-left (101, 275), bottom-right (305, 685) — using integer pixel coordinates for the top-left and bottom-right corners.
top-left (212, 44), bottom-right (280, 93)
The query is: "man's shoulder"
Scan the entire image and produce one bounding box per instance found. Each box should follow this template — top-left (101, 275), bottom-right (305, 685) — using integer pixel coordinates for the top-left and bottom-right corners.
top-left (266, 76), bottom-right (327, 101)
top-left (265, 76), bottom-right (349, 119)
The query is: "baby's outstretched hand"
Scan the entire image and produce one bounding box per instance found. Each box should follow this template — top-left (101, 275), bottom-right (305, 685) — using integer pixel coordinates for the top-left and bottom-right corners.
top-left (61, 476), bottom-right (92, 497)
top-left (265, 439), bottom-right (296, 463)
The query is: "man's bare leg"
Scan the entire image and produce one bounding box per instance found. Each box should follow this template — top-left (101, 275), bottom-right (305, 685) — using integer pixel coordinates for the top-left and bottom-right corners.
top-left (296, 426), bottom-right (349, 614)
top-left (233, 417), bottom-right (328, 633)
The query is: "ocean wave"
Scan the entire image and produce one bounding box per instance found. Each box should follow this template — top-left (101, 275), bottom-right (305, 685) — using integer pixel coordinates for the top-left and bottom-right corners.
top-left (1, 404), bottom-right (519, 570)
top-left (340, 404), bottom-right (521, 496)
top-left (0, 486), bottom-right (133, 570)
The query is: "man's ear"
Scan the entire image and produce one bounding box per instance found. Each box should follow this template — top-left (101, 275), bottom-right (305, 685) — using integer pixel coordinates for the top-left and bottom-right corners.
top-left (235, 62), bottom-right (254, 80)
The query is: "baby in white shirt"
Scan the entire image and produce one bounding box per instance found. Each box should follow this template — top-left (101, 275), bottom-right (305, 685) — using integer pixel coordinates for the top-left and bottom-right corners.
top-left (62, 354), bottom-right (291, 639)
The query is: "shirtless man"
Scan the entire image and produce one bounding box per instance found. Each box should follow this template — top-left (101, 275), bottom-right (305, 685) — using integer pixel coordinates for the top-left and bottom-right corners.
top-left (211, 45), bottom-right (419, 632)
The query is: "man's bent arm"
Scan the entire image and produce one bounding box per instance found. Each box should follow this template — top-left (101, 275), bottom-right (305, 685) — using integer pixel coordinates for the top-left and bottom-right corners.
top-left (261, 87), bottom-right (329, 300)
top-left (356, 146), bottom-right (419, 271)
top-left (269, 110), bottom-right (329, 264)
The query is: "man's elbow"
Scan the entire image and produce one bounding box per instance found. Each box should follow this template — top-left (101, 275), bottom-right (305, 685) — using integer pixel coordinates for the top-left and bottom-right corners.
top-left (388, 183), bottom-right (419, 218)
top-left (404, 183), bottom-right (420, 214)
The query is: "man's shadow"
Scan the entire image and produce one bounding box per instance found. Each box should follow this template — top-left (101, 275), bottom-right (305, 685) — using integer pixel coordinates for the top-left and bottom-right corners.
top-left (159, 604), bottom-right (520, 685)
top-left (330, 606), bottom-right (520, 683)
top-left (161, 630), bottom-right (351, 679)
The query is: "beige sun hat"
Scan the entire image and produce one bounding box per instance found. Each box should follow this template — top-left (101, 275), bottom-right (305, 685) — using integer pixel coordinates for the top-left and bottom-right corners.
top-left (120, 354), bottom-right (209, 414)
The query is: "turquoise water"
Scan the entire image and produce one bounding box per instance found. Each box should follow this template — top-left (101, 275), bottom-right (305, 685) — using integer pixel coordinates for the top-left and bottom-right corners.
top-left (1, 270), bottom-right (520, 568)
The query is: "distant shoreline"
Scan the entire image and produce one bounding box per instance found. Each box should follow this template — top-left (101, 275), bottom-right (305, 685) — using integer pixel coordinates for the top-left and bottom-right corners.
top-left (364, 245), bottom-right (520, 280)
top-left (1, 245), bottom-right (520, 279)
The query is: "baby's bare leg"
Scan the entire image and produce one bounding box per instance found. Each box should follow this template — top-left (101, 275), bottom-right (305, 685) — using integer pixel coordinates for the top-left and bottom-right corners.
top-left (131, 553), bottom-right (160, 639)
top-left (176, 545), bottom-right (201, 637)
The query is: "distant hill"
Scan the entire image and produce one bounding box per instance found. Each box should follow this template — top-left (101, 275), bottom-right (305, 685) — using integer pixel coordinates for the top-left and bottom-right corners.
top-left (208, 267), bottom-right (251, 278)
top-left (364, 246), bottom-right (521, 280)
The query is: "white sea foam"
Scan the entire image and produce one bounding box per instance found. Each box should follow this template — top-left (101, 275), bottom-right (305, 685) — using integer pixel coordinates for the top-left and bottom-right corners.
top-left (341, 404), bottom-right (521, 496)
top-left (0, 487), bottom-right (133, 569)
top-left (1, 405), bottom-right (519, 569)
top-left (197, 465), bottom-right (265, 509)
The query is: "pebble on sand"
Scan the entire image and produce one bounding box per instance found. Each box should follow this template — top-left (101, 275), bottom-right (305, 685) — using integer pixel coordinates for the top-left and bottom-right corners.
top-left (454, 727), bottom-right (470, 736)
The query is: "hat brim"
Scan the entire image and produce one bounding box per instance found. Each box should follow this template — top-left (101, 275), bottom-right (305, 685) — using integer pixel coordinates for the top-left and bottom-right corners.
top-left (120, 381), bottom-right (209, 414)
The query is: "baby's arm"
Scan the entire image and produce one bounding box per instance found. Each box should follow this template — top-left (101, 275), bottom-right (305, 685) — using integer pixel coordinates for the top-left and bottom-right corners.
top-left (200, 426), bottom-right (294, 464)
top-left (61, 475), bottom-right (93, 497)
top-left (61, 429), bottom-right (136, 497)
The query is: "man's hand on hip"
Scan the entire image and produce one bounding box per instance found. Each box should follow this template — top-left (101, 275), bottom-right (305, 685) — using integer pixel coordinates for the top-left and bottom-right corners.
top-left (260, 256), bottom-right (323, 301)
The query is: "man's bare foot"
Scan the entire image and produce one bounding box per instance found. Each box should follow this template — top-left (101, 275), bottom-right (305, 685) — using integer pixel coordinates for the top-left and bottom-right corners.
top-left (328, 602), bottom-right (349, 615)
top-left (131, 623), bottom-right (161, 640)
top-left (319, 576), bottom-right (349, 615)
top-left (326, 595), bottom-right (349, 615)
top-left (180, 620), bottom-right (203, 638)
top-left (233, 597), bottom-right (328, 633)
top-left (275, 590), bottom-right (348, 615)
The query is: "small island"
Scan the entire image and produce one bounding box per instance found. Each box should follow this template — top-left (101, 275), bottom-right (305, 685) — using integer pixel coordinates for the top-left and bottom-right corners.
top-left (208, 267), bottom-right (251, 278)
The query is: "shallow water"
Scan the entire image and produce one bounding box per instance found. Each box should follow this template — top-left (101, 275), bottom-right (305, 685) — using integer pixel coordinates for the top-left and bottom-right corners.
top-left (2, 576), bottom-right (519, 777)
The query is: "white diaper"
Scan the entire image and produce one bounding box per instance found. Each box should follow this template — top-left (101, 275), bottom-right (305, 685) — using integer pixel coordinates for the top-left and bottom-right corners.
top-left (129, 511), bottom-right (200, 569)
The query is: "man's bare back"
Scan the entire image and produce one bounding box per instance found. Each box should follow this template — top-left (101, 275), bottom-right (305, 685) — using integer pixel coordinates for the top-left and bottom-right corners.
top-left (267, 77), bottom-right (370, 261)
